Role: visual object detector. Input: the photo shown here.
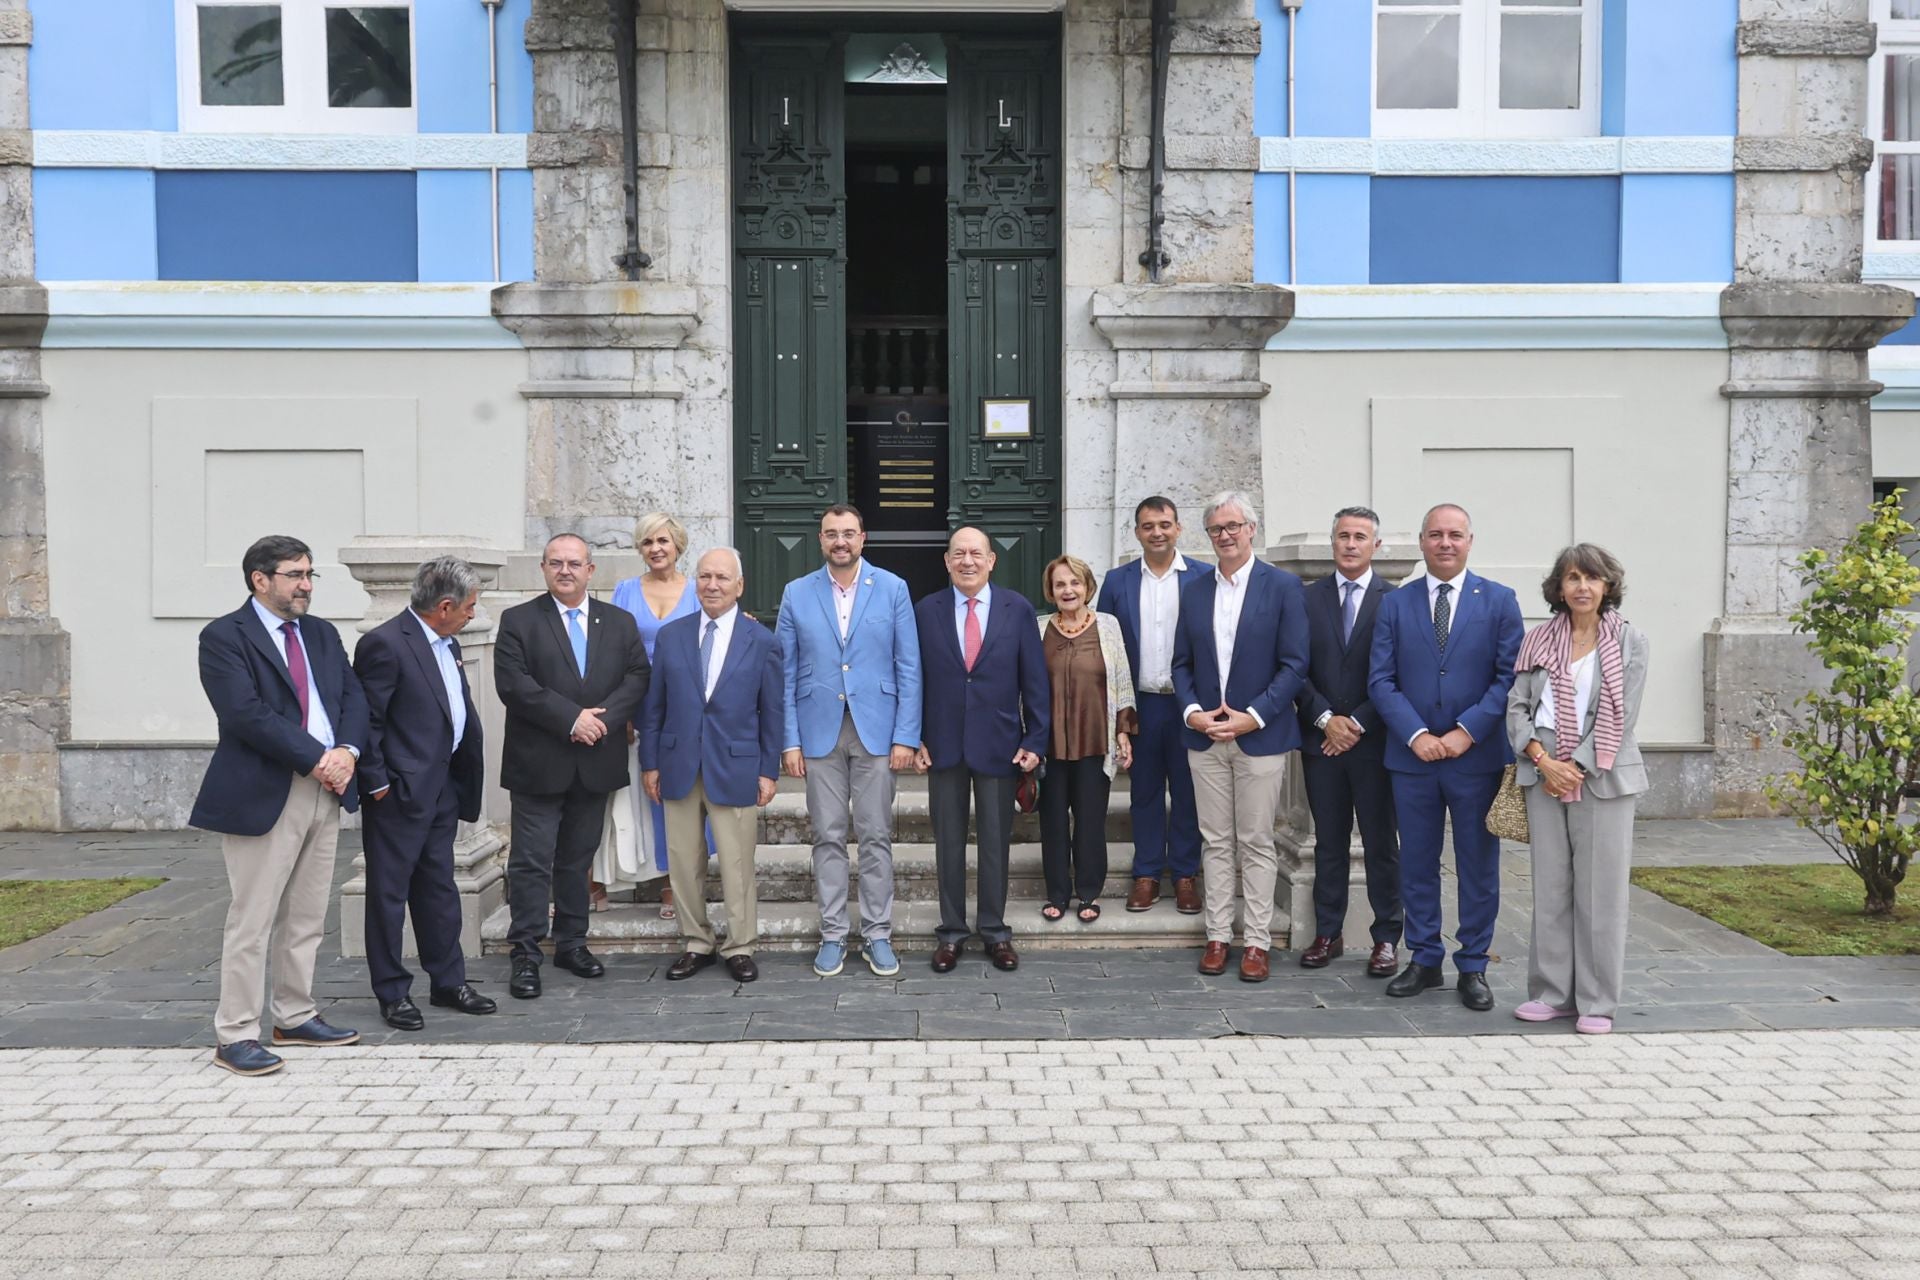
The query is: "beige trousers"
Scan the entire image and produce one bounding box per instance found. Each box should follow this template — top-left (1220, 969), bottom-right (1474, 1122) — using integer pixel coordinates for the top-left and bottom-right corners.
top-left (1188, 742), bottom-right (1288, 950)
top-left (215, 773), bottom-right (340, 1045)
top-left (664, 775), bottom-right (761, 958)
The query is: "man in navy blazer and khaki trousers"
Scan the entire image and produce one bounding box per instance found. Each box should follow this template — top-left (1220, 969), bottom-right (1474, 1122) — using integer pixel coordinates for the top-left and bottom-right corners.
top-left (191, 535), bottom-right (368, 1076)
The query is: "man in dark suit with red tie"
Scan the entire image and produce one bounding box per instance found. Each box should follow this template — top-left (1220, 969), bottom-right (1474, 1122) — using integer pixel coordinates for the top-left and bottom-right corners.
top-left (913, 526), bottom-right (1049, 974)
top-left (353, 556), bottom-right (498, 1031)
top-left (191, 534), bottom-right (368, 1076)
top-left (1296, 507), bottom-right (1401, 977)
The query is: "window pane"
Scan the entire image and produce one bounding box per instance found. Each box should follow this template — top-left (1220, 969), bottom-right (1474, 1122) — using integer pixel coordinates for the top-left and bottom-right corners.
top-left (1503, 0), bottom-right (1581, 6)
top-left (1896, 0), bottom-right (1920, 18)
top-left (1378, 14), bottom-right (1460, 110)
top-left (326, 7), bottom-right (412, 108)
top-left (1500, 14), bottom-right (1581, 110)
top-left (1882, 156), bottom-right (1920, 241)
top-left (198, 5), bottom-right (283, 107)
top-left (1379, 1), bottom-right (1458, 6)
top-left (1887, 55), bottom-right (1920, 142)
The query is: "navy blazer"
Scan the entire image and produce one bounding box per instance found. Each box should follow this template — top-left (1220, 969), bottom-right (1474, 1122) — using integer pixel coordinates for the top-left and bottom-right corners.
top-left (353, 610), bottom-right (484, 824)
top-left (639, 610), bottom-right (784, 809)
top-left (913, 586), bottom-right (1049, 777)
top-left (1367, 571), bottom-right (1525, 775)
top-left (190, 600), bottom-right (370, 837)
top-left (1094, 554), bottom-right (1212, 688)
top-left (1172, 561), bottom-right (1310, 756)
top-left (1297, 572), bottom-right (1393, 759)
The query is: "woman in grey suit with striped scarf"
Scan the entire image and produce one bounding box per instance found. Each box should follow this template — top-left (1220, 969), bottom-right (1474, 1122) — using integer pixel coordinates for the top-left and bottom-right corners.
top-left (1506, 544), bottom-right (1648, 1035)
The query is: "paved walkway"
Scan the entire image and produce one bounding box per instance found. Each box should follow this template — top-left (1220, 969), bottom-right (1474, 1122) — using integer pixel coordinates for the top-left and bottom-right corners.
top-left (1, 1029), bottom-right (1916, 1279)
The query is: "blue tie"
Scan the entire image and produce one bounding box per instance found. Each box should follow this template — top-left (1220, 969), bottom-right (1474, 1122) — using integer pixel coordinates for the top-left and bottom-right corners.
top-left (566, 608), bottom-right (587, 677)
top-left (1342, 580), bottom-right (1359, 644)
top-left (700, 617), bottom-right (718, 695)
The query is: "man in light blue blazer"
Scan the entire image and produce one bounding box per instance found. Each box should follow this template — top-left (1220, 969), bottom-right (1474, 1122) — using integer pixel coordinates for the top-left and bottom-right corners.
top-left (1096, 496), bottom-right (1211, 915)
top-left (775, 504), bottom-right (922, 979)
top-left (640, 548), bottom-right (784, 985)
top-left (1368, 503), bottom-right (1524, 1011)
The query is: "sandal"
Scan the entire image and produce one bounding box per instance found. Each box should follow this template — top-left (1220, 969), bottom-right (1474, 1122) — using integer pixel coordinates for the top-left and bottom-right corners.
top-left (1040, 902), bottom-right (1067, 922)
top-left (659, 886), bottom-right (677, 922)
top-left (1078, 900), bottom-right (1102, 924)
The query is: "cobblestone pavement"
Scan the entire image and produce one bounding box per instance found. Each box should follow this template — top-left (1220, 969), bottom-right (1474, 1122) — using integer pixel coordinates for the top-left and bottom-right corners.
top-left (1, 1029), bottom-right (1916, 1279)
top-left (1, 822), bottom-right (1917, 1045)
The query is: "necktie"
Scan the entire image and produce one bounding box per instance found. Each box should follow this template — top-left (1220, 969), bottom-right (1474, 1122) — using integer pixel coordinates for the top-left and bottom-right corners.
top-left (1341, 580), bottom-right (1359, 644)
top-left (279, 622), bottom-right (310, 729)
top-left (1434, 582), bottom-right (1453, 651)
top-left (963, 597), bottom-right (982, 671)
top-left (701, 617), bottom-right (718, 695)
top-left (566, 608), bottom-right (587, 677)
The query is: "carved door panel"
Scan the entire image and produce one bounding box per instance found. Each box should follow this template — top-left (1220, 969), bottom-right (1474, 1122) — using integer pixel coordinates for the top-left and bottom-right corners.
top-left (733, 35), bottom-right (846, 619)
top-left (946, 36), bottom-right (1061, 603)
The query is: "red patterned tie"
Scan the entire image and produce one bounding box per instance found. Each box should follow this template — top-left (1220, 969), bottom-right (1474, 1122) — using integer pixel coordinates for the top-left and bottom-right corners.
top-left (280, 621), bottom-right (310, 729)
top-left (963, 597), bottom-right (982, 671)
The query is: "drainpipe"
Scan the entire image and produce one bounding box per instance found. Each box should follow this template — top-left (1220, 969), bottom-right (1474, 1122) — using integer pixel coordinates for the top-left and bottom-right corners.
top-left (1283, 0), bottom-right (1302, 286)
top-left (482, 0), bottom-right (503, 282)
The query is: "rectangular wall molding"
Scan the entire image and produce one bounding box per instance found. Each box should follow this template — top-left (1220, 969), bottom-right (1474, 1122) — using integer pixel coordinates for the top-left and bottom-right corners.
top-left (35, 130), bottom-right (529, 170)
top-left (1257, 135), bottom-right (1734, 177)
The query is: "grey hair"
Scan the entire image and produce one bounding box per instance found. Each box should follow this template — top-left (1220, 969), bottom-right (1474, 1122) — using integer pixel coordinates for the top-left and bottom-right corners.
top-left (698, 546), bottom-right (746, 579)
top-left (1202, 490), bottom-right (1260, 532)
top-left (1331, 505), bottom-right (1381, 537)
top-left (411, 556), bottom-right (481, 612)
top-left (1421, 502), bottom-right (1473, 534)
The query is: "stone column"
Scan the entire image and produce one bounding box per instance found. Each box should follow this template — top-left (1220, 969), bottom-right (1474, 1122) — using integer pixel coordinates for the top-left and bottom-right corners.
top-left (336, 538), bottom-right (509, 959)
top-left (1709, 1), bottom-right (1914, 812)
top-left (0, 4), bottom-right (67, 832)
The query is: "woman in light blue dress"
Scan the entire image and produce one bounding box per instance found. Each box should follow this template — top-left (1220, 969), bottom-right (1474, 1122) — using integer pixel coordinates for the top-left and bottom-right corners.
top-left (596, 511), bottom-right (703, 916)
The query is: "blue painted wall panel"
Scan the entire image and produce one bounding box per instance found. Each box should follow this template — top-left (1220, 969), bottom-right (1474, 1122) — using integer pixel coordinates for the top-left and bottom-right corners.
top-left (33, 169), bottom-right (158, 280)
top-left (1609, 0), bottom-right (1738, 136)
top-left (1600, 0), bottom-right (1629, 136)
top-left (1620, 175), bottom-right (1733, 283)
top-left (155, 172), bottom-right (419, 282)
top-left (1292, 0), bottom-right (1370, 137)
top-left (1296, 174), bottom-right (1370, 285)
top-left (497, 0), bottom-right (535, 133)
top-left (1371, 177), bottom-right (1620, 284)
top-left (1253, 171), bottom-right (1289, 285)
top-left (415, 0), bottom-right (492, 132)
top-left (416, 171), bottom-right (494, 281)
top-left (1883, 316), bottom-right (1920, 346)
top-left (30, 0), bottom-right (176, 129)
top-left (1252, 0), bottom-right (1288, 137)
top-left (499, 169), bottom-right (535, 283)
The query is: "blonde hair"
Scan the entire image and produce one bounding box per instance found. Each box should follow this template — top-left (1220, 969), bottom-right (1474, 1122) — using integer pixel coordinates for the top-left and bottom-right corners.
top-left (632, 512), bottom-right (689, 560)
top-left (1042, 554), bottom-right (1097, 605)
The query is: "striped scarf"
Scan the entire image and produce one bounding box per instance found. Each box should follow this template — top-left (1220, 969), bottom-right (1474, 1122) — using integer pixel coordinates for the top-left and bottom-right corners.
top-left (1515, 610), bottom-right (1626, 804)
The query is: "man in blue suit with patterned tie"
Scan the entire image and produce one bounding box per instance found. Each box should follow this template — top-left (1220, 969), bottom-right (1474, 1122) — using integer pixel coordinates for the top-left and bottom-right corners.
top-left (1368, 503), bottom-right (1524, 1011)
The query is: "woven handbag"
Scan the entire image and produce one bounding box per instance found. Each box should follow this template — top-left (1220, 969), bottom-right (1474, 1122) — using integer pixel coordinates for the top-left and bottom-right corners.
top-left (1485, 763), bottom-right (1531, 843)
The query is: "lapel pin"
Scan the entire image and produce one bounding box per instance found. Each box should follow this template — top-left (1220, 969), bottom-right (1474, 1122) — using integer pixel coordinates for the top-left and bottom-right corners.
top-left (864, 577), bottom-right (872, 586)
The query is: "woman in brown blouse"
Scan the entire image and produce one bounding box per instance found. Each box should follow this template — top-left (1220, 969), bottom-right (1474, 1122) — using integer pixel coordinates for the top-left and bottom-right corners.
top-left (1036, 555), bottom-right (1137, 923)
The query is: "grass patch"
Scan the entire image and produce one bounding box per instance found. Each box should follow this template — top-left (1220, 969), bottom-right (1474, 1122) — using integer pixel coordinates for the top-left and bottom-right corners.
top-left (1631, 864), bottom-right (1920, 957)
top-left (0, 877), bottom-right (166, 950)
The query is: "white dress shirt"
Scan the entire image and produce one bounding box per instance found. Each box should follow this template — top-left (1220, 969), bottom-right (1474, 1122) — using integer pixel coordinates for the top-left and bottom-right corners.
top-left (1314, 568), bottom-right (1375, 733)
top-left (1183, 560), bottom-right (1265, 729)
top-left (831, 562), bottom-right (861, 641)
top-left (249, 597), bottom-right (340, 753)
top-left (409, 610), bottom-right (468, 753)
top-left (699, 605), bottom-right (739, 701)
top-left (1535, 649), bottom-right (1596, 737)
top-left (1135, 553), bottom-right (1188, 694)
top-left (953, 582), bottom-right (992, 654)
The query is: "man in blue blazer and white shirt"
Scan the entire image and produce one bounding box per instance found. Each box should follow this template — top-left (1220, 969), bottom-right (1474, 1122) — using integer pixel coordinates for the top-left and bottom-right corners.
top-left (913, 526), bottom-right (1049, 974)
top-left (776, 504), bottom-right (921, 979)
top-left (1368, 503), bottom-right (1524, 1011)
top-left (191, 534), bottom-right (367, 1076)
top-left (1172, 492), bottom-right (1310, 983)
top-left (1096, 495), bottom-right (1211, 915)
top-left (641, 548), bottom-right (784, 984)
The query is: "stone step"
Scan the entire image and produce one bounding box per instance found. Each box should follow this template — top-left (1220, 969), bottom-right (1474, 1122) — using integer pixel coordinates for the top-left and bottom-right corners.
top-left (758, 788), bottom-right (1133, 845)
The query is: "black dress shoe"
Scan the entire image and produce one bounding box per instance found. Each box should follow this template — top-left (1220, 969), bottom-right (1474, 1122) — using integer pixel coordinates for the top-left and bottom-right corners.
top-left (509, 956), bottom-right (542, 1000)
top-left (430, 983), bottom-right (497, 1015)
top-left (1385, 962), bottom-right (1444, 998)
top-left (666, 950), bottom-right (716, 981)
top-left (380, 997), bottom-right (424, 1031)
top-left (554, 946), bottom-right (605, 978)
top-left (1457, 971), bottom-right (1495, 1011)
top-left (725, 954), bottom-right (759, 983)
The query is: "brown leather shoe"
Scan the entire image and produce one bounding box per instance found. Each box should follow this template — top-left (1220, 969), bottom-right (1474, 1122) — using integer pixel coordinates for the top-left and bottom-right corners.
top-left (1367, 942), bottom-right (1398, 977)
top-left (1240, 946), bottom-right (1270, 983)
top-left (725, 954), bottom-right (758, 983)
top-left (1299, 935), bottom-right (1344, 969)
top-left (1198, 941), bottom-right (1230, 976)
top-left (1126, 877), bottom-right (1160, 912)
top-left (931, 940), bottom-right (963, 973)
top-left (1174, 877), bottom-right (1202, 914)
top-left (665, 950), bottom-right (716, 981)
top-left (986, 941), bottom-right (1019, 971)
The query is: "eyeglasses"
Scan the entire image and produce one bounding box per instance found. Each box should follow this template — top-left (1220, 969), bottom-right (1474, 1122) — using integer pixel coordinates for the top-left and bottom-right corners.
top-left (1204, 521), bottom-right (1249, 540)
top-left (268, 570), bottom-right (320, 583)
top-left (543, 559), bottom-right (589, 571)
top-left (821, 532), bottom-right (863, 543)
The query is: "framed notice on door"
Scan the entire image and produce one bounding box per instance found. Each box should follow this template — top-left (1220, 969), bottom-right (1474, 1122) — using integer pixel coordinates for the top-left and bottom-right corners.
top-left (982, 398), bottom-right (1033, 440)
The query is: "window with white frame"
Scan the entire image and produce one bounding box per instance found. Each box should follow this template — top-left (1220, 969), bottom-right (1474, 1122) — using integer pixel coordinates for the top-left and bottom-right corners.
top-left (1871, 0), bottom-right (1920, 247)
top-left (176, 0), bottom-right (416, 133)
top-left (1373, 0), bottom-right (1602, 138)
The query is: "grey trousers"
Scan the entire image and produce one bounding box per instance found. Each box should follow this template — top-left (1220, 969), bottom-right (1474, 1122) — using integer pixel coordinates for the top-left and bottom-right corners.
top-left (929, 765), bottom-right (1014, 945)
top-left (1524, 781), bottom-right (1636, 1017)
top-left (805, 712), bottom-right (897, 943)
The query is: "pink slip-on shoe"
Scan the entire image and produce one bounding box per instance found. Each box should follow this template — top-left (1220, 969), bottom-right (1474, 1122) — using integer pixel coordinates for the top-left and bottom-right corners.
top-left (1514, 1000), bottom-right (1577, 1022)
top-left (1576, 1015), bottom-right (1613, 1035)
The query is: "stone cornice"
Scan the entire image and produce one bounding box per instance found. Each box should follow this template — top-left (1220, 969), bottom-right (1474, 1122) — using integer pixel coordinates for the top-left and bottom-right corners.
top-left (0, 129), bottom-right (29, 166)
top-left (0, 11), bottom-right (29, 45)
top-left (1720, 282), bottom-right (1914, 353)
top-left (524, 14), bottom-right (671, 55)
top-left (491, 281), bottom-right (700, 350)
top-left (1734, 133), bottom-right (1875, 174)
top-left (1736, 20), bottom-right (1876, 59)
top-left (0, 284), bottom-right (49, 349)
top-left (527, 130), bottom-right (672, 169)
top-left (1090, 284), bottom-right (1292, 352)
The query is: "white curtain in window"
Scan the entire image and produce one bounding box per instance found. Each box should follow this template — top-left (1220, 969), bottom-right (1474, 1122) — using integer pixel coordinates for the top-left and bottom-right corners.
top-left (1885, 54), bottom-right (1920, 241)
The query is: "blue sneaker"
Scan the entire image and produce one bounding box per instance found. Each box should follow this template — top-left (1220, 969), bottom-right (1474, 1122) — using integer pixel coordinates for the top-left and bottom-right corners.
top-left (271, 1016), bottom-right (360, 1047)
top-left (212, 1040), bottom-right (283, 1076)
top-left (813, 940), bottom-right (846, 977)
top-left (864, 938), bottom-right (901, 977)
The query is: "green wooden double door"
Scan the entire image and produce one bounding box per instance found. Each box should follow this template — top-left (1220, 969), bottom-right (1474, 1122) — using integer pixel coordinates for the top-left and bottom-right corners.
top-left (731, 28), bottom-right (1062, 620)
